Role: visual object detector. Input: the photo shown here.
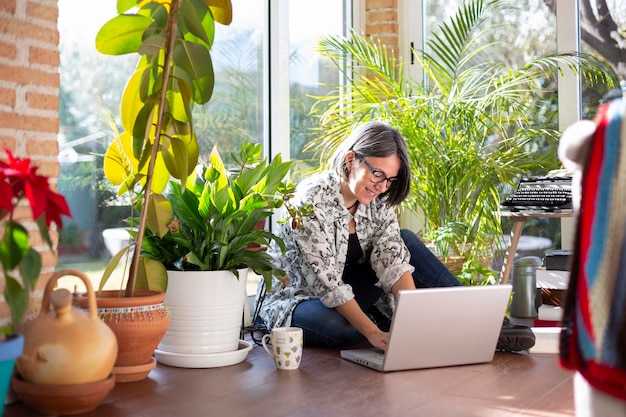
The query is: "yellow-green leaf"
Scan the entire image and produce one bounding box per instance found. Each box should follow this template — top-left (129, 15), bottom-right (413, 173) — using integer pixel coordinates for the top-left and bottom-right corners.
top-left (103, 131), bottom-right (135, 186)
top-left (135, 257), bottom-right (168, 292)
top-left (120, 68), bottom-right (147, 134)
top-left (204, 0), bottom-right (232, 25)
top-left (146, 193), bottom-right (174, 238)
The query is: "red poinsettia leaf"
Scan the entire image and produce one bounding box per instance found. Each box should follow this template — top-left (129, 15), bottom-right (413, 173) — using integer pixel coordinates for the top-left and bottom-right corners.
top-left (24, 180), bottom-right (48, 221)
top-left (42, 188), bottom-right (72, 229)
top-left (0, 178), bottom-right (13, 213)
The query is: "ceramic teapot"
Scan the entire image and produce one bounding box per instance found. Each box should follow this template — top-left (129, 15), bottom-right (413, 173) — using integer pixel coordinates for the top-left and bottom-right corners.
top-left (16, 269), bottom-right (118, 385)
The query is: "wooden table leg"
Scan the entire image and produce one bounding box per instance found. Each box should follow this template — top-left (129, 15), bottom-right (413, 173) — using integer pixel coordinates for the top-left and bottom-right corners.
top-left (499, 219), bottom-right (525, 284)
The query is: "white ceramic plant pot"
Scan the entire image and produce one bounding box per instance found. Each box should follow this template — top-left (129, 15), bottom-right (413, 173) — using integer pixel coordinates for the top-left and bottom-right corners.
top-left (101, 227), bottom-right (132, 257)
top-left (155, 268), bottom-right (250, 368)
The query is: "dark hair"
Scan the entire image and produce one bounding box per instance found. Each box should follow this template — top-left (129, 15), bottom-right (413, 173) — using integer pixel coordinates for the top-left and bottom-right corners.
top-left (329, 121), bottom-right (411, 206)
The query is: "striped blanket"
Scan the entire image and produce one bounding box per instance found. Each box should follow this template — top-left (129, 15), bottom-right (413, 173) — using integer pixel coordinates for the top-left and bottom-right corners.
top-left (560, 96), bottom-right (626, 401)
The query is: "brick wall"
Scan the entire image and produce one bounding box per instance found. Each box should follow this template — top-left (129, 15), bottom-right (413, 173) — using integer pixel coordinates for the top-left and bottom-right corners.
top-left (0, 0), bottom-right (60, 329)
top-left (365, 0), bottom-right (399, 52)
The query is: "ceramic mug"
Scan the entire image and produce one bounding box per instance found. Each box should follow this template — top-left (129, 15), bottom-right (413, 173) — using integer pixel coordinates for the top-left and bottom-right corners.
top-left (262, 327), bottom-right (303, 370)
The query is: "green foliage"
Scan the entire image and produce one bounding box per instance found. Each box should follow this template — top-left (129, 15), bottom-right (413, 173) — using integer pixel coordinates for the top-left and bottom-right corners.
top-left (96, 0), bottom-right (233, 296)
top-left (307, 0), bottom-right (619, 267)
top-left (0, 221), bottom-right (41, 336)
top-left (140, 141), bottom-right (311, 289)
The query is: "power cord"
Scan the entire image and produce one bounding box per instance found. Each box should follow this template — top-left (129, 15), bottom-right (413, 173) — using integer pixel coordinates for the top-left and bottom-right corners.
top-left (241, 282), bottom-right (268, 346)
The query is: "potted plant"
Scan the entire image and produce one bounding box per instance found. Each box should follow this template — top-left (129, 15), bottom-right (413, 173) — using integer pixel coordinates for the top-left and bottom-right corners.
top-left (137, 141), bottom-right (310, 368)
top-left (0, 148), bottom-right (71, 412)
top-left (71, 0), bottom-right (235, 381)
top-left (307, 0), bottom-right (618, 280)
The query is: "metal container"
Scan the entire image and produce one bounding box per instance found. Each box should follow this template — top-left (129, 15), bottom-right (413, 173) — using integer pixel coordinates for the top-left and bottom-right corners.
top-left (511, 256), bottom-right (542, 318)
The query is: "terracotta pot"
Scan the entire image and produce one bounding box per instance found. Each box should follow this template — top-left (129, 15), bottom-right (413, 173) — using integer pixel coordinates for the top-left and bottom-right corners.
top-left (17, 269), bottom-right (117, 385)
top-left (74, 289), bottom-right (170, 382)
top-left (12, 372), bottom-right (115, 415)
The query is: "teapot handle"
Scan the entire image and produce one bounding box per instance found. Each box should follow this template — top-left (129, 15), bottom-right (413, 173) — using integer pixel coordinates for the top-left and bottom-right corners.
top-left (40, 269), bottom-right (98, 320)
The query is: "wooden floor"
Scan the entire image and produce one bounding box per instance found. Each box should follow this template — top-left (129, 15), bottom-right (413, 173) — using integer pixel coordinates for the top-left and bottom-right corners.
top-left (6, 334), bottom-right (576, 417)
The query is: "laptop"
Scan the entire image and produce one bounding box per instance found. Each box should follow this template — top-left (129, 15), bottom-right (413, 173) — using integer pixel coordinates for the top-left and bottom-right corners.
top-left (340, 284), bottom-right (512, 372)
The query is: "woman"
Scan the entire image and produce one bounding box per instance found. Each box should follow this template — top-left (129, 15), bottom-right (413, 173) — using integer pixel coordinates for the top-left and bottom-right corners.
top-left (257, 121), bottom-right (462, 350)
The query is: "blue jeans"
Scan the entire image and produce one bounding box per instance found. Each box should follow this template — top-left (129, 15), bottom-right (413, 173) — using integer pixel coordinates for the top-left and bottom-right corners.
top-left (291, 229), bottom-right (462, 348)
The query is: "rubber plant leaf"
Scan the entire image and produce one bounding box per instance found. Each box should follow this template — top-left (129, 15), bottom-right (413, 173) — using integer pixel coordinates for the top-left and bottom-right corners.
top-left (104, 131), bottom-right (170, 195)
top-left (146, 193), bottom-right (174, 238)
top-left (138, 32), bottom-right (168, 57)
top-left (116, 0), bottom-right (136, 14)
top-left (135, 256), bottom-right (168, 292)
top-left (132, 100), bottom-right (157, 160)
top-left (104, 131), bottom-right (135, 187)
top-left (120, 69), bottom-right (146, 136)
top-left (96, 14), bottom-right (153, 56)
top-left (161, 136), bottom-right (192, 180)
top-left (180, 0), bottom-right (215, 49)
top-left (204, 0), bottom-right (232, 25)
top-left (173, 40), bottom-right (215, 104)
top-left (166, 78), bottom-right (191, 123)
top-left (99, 244), bottom-right (131, 293)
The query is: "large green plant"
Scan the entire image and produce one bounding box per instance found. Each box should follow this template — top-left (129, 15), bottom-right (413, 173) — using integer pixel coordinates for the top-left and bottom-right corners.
top-left (308, 0), bottom-right (618, 267)
top-left (96, 0), bottom-right (233, 296)
top-left (140, 142), bottom-right (311, 288)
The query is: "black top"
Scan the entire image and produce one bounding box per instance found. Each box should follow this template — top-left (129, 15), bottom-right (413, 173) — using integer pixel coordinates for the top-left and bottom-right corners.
top-left (345, 232), bottom-right (363, 265)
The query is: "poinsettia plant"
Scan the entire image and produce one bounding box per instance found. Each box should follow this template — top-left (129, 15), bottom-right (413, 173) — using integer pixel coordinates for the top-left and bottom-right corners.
top-left (0, 148), bottom-right (71, 337)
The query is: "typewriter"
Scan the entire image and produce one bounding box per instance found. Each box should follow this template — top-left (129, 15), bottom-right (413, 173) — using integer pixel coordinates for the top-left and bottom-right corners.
top-left (501, 174), bottom-right (573, 212)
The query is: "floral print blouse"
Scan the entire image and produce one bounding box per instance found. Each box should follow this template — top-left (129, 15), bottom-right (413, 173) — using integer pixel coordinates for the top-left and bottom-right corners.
top-left (257, 171), bottom-right (414, 329)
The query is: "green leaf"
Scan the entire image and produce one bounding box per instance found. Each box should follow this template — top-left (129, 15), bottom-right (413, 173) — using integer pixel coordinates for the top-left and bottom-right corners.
top-left (116, 0), bottom-right (136, 14)
top-left (147, 193), bottom-right (174, 238)
top-left (36, 215), bottom-right (53, 248)
top-left (132, 101), bottom-right (157, 160)
top-left (161, 136), bottom-right (189, 180)
top-left (0, 221), bottom-right (29, 271)
top-left (172, 40), bottom-right (215, 104)
top-left (138, 32), bottom-right (167, 56)
top-left (19, 248), bottom-right (42, 291)
top-left (135, 256), bottom-right (168, 292)
top-left (4, 276), bottom-right (28, 331)
top-left (166, 78), bottom-right (191, 124)
top-left (181, 0), bottom-right (215, 49)
top-left (96, 14), bottom-right (154, 56)
top-left (99, 244), bottom-right (132, 293)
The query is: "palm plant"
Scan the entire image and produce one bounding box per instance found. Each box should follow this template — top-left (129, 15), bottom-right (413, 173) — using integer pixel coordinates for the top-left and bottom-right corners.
top-left (307, 0), bottom-right (618, 276)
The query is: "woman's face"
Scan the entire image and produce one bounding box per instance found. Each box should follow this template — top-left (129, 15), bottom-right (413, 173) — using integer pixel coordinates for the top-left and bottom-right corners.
top-left (345, 152), bottom-right (401, 205)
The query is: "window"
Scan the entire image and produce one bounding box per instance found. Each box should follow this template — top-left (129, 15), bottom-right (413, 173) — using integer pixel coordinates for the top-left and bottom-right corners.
top-left (401, 0), bottom-right (619, 254)
top-left (58, 0), bottom-right (356, 260)
top-left (288, 1), bottom-right (349, 164)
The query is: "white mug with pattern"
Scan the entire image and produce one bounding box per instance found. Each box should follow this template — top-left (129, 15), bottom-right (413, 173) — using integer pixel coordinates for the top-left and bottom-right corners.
top-left (262, 327), bottom-right (303, 370)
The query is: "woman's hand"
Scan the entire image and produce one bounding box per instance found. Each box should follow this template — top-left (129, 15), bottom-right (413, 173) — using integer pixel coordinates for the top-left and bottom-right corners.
top-left (365, 328), bottom-right (390, 351)
top-left (336, 299), bottom-right (390, 350)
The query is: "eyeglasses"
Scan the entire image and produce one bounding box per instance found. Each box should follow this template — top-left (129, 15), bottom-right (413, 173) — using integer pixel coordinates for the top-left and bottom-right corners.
top-left (355, 154), bottom-right (399, 186)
